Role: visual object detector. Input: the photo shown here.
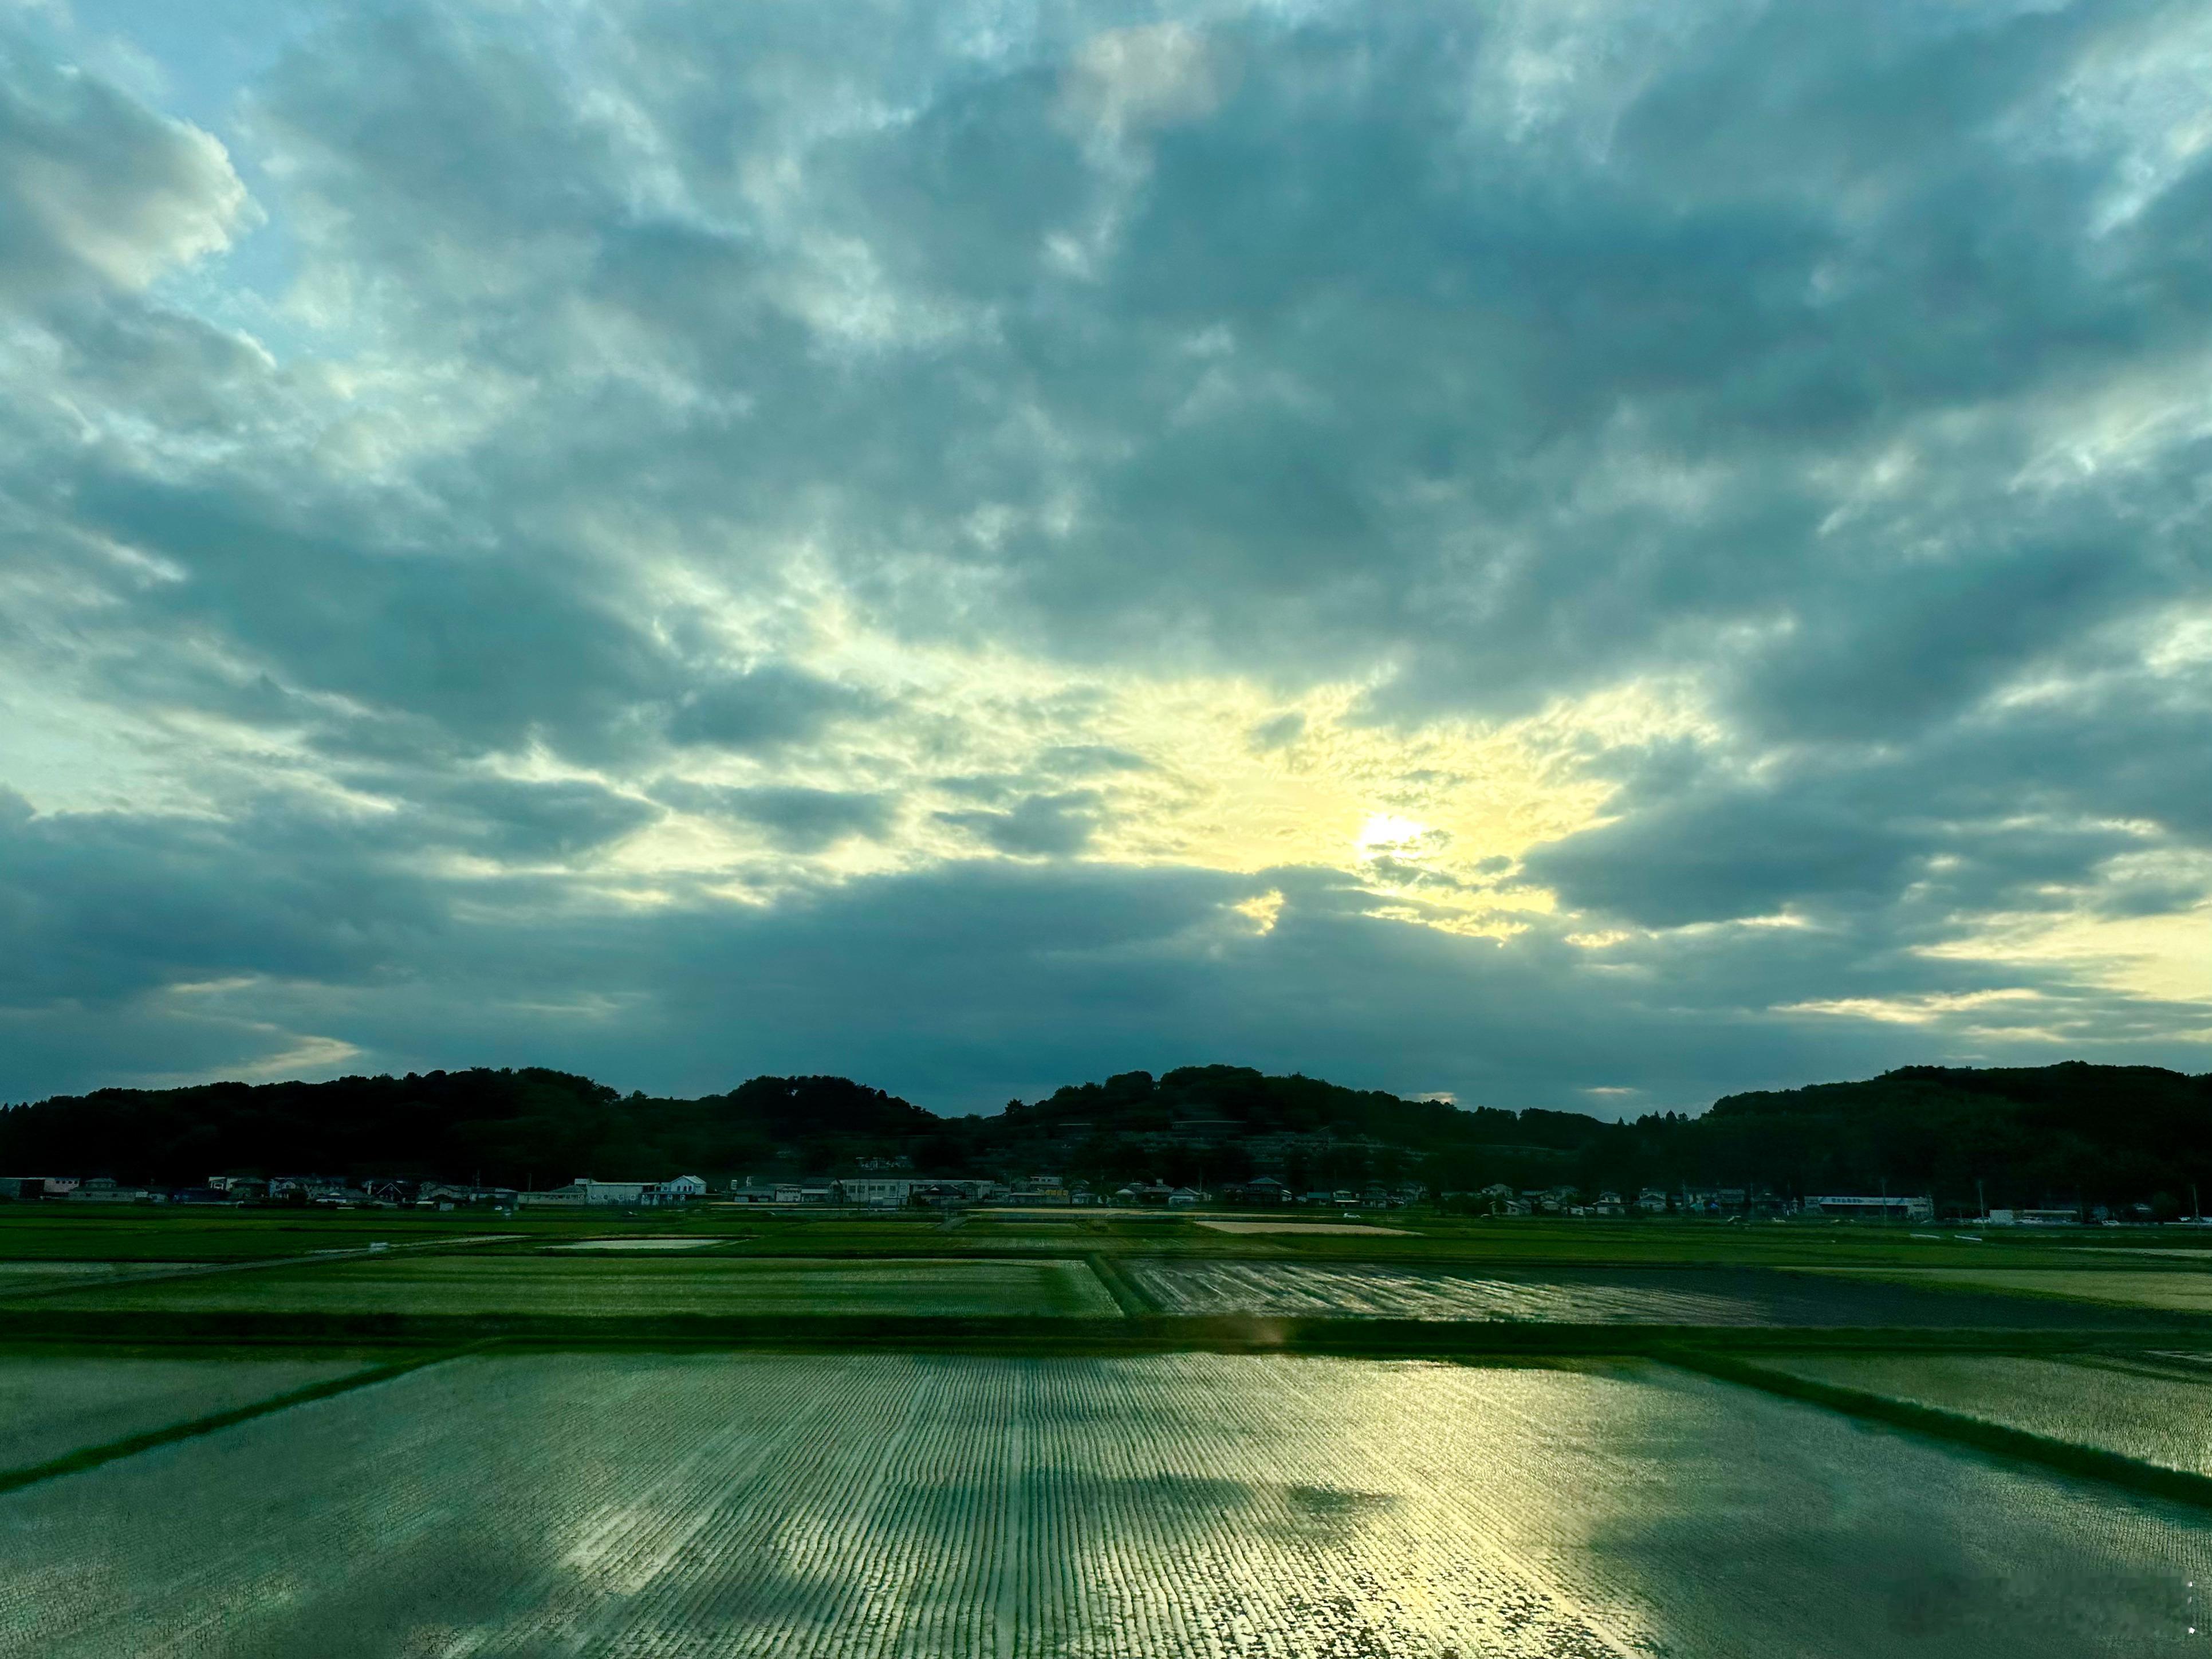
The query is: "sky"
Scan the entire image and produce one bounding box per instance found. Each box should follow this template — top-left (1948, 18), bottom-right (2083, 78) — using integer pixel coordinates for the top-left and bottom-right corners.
top-left (1, 0), bottom-right (2207, 1115)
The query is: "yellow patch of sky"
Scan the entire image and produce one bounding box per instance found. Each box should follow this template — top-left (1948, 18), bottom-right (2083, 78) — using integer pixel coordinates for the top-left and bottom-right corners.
top-left (1776, 989), bottom-right (2053, 1028)
top-left (607, 629), bottom-right (1709, 938)
top-left (1917, 901), bottom-right (2212, 1008)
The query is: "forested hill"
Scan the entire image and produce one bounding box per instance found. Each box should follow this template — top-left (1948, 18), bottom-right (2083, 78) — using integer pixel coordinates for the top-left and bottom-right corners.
top-left (2, 1060), bottom-right (2209, 1209)
top-left (0, 1071), bottom-right (936, 1191)
top-left (1695, 1064), bottom-right (2212, 1205)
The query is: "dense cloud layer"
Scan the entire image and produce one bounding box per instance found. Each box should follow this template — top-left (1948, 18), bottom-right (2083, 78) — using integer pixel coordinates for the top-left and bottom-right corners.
top-left (1, 0), bottom-right (2206, 1110)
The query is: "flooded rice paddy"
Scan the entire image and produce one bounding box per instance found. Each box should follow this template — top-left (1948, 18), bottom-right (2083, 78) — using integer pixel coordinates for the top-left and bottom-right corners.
top-left (0, 1355), bottom-right (377, 1475)
top-left (30, 1256), bottom-right (1122, 1319)
top-left (1808, 1267), bottom-right (2212, 1315)
top-left (1756, 1352), bottom-right (2212, 1476)
top-left (1127, 1261), bottom-right (2171, 1326)
top-left (548, 1237), bottom-right (739, 1252)
top-left (2, 1351), bottom-right (2207, 1657)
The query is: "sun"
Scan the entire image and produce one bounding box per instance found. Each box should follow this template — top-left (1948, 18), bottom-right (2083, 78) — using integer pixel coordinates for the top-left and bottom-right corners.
top-left (1356, 813), bottom-right (1431, 854)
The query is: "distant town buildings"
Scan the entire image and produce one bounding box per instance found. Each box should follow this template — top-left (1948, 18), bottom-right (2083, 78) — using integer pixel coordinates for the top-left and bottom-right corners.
top-left (1805, 1194), bottom-right (1934, 1223)
top-left (519, 1177), bottom-right (710, 1208)
top-left (0, 1162), bottom-right (2151, 1228)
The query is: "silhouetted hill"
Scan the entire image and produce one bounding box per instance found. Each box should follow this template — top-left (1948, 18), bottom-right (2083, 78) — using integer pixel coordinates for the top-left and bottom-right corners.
top-left (2, 1059), bottom-right (2207, 1210)
top-left (1695, 1063), bottom-right (2212, 1209)
top-left (0, 1069), bottom-right (927, 1189)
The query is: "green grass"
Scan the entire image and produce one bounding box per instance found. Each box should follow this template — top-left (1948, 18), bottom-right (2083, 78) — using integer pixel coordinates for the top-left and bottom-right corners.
top-left (31, 1255), bottom-right (1123, 1319)
top-left (3, 1351), bottom-right (2207, 1657)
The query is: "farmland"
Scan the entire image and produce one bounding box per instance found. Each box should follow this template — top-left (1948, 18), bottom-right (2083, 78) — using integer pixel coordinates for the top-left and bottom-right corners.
top-left (1745, 1353), bottom-right (2212, 1479)
top-left (0, 1260), bottom-right (196, 1298)
top-left (6, 1206), bottom-right (2212, 1653)
top-left (1808, 1267), bottom-right (2212, 1315)
top-left (1123, 1259), bottom-right (2180, 1328)
top-left (0, 1354), bottom-right (381, 1476)
top-left (27, 1255), bottom-right (1123, 1319)
top-left (14, 1205), bottom-right (2212, 1270)
top-left (4, 1350), bottom-right (2210, 1658)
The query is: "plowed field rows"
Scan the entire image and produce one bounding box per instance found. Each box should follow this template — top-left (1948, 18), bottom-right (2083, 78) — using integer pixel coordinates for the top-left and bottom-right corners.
top-left (2, 1353), bottom-right (2204, 1657)
top-left (1754, 1353), bottom-right (2212, 1476)
top-left (1124, 1260), bottom-right (2161, 1326)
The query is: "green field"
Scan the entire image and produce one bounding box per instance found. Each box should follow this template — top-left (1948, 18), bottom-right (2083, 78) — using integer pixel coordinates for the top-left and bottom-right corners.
top-left (1749, 1352), bottom-right (2212, 1478)
top-left (0, 1354), bottom-right (382, 1476)
top-left (7, 1204), bottom-right (2212, 1651)
top-left (31, 1255), bottom-right (1122, 1319)
top-left (2, 1351), bottom-right (2206, 1658)
top-left (10, 1206), bottom-right (2199, 1270)
top-left (0, 1261), bottom-right (197, 1298)
top-left (1809, 1267), bottom-right (2212, 1314)
top-left (1124, 1259), bottom-right (2182, 1328)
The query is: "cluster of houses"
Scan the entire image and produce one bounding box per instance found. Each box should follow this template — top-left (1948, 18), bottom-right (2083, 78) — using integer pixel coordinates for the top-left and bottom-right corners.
top-left (1451, 1185), bottom-right (1949, 1220)
top-left (726, 1176), bottom-right (1430, 1210)
top-left (7, 1169), bottom-right (2109, 1225)
top-left (0, 1173), bottom-right (715, 1210)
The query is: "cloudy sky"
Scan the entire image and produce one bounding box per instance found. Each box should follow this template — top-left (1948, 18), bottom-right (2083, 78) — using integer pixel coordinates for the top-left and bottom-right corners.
top-left (2, 0), bottom-right (2207, 1114)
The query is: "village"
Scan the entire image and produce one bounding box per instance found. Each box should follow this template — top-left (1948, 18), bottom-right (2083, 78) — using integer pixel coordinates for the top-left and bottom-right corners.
top-left (0, 1170), bottom-right (2051, 1225)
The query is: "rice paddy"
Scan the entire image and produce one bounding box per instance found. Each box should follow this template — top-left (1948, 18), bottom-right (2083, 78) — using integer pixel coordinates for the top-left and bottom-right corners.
top-left (0, 1354), bottom-right (379, 1475)
top-left (547, 1237), bottom-right (738, 1252)
top-left (1124, 1260), bottom-right (2171, 1326)
top-left (6, 1211), bottom-right (2211, 1653)
top-left (1750, 1353), bottom-right (2212, 1478)
top-left (0, 1261), bottom-right (196, 1299)
top-left (30, 1256), bottom-right (1123, 1319)
top-left (1192, 1221), bottom-right (1413, 1236)
top-left (1, 1350), bottom-right (2204, 1657)
top-left (1808, 1268), bottom-right (2212, 1315)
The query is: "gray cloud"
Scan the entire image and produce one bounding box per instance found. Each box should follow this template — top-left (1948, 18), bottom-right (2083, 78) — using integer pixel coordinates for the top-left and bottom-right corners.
top-left (0, 36), bottom-right (250, 301)
top-left (1, 0), bottom-right (2207, 1107)
top-left (668, 668), bottom-right (883, 753)
top-left (656, 781), bottom-right (896, 852)
top-left (5, 797), bottom-right (2202, 1111)
top-left (939, 792), bottom-right (1103, 858)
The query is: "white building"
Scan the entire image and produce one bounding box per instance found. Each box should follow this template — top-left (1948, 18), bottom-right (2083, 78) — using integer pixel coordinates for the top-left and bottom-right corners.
top-left (1806, 1194), bottom-right (1934, 1223)
top-left (523, 1178), bottom-right (650, 1206)
top-left (839, 1178), bottom-right (918, 1207)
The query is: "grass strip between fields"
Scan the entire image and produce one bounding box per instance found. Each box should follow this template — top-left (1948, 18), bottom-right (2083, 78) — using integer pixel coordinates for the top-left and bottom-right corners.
top-left (0, 1347), bottom-right (475, 1497)
top-left (1671, 1349), bottom-right (2212, 1513)
top-left (9, 1308), bottom-right (2212, 1359)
